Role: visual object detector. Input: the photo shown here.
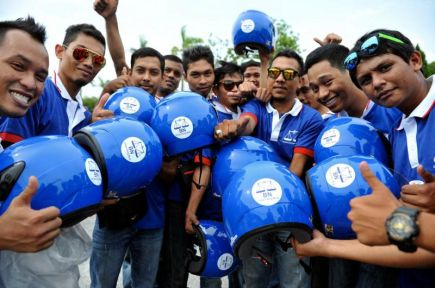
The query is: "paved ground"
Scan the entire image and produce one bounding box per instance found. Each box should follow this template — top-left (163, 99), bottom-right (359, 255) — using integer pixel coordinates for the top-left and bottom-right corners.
top-left (78, 216), bottom-right (228, 287)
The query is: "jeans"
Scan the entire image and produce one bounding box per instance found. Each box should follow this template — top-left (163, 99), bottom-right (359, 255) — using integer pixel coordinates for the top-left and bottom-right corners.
top-left (329, 258), bottom-right (399, 288)
top-left (90, 221), bottom-right (163, 288)
top-left (156, 201), bottom-right (190, 288)
top-left (242, 231), bottom-right (310, 288)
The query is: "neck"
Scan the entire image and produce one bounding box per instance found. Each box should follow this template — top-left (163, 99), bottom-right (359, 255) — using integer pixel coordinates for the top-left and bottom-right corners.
top-left (271, 97), bottom-right (295, 114)
top-left (344, 87), bottom-right (369, 118)
top-left (57, 70), bottom-right (80, 100)
top-left (401, 75), bottom-right (431, 116)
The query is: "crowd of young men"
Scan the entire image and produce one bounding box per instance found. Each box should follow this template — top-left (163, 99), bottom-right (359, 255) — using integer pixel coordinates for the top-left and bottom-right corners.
top-left (0, 1), bottom-right (434, 287)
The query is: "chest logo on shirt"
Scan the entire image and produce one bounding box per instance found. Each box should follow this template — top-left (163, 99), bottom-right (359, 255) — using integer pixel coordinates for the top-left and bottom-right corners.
top-left (121, 137), bottom-right (147, 163)
top-left (171, 116), bottom-right (193, 139)
top-left (325, 164), bottom-right (355, 188)
top-left (321, 128), bottom-right (340, 148)
top-left (120, 97), bottom-right (140, 114)
top-left (217, 253), bottom-right (234, 271)
top-left (251, 178), bottom-right (282, 206)
top-left (85, 158), bottom-right (102, 186)
top-left (283, 130), bottom-right (299, 144)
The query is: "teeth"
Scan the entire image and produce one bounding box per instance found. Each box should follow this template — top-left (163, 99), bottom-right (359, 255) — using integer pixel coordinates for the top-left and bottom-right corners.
top-left (11, 91), bottom-right (30, 104)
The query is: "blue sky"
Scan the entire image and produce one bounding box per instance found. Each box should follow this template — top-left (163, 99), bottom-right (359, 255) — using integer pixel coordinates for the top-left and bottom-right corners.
top-left (2, 0), bottom-right (434, 97)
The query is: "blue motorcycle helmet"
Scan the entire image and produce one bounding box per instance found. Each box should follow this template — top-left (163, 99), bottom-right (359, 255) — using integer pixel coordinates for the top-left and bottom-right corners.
top-left (103, 86), bottom-right (156, 124)
top-left (0, 136), bottom-right (103, 227)
top-left (188, 220), bottom-right (239, 278)
top-left (73, 117), bottom-right (162, 198)
top-left (223, 161), bottom-right (313, 261)
top-left (232, 10), bottom-right (276, 55)
top-left (150, 91), bottom-right (218, 156)
top-left (212, 136), bottom-right (284, 198)
top-left (306, 155), bottom-right (400, 239)
top-left (314, 117), bottom-right (391, 166)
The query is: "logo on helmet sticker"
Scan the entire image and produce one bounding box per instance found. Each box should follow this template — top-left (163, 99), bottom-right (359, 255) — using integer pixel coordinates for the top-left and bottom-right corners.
top-left (325, 164), bottom-right (355, 188)
top-left (85, 158), bottom-right (102, 186)
top-left (217, 253), bottom-right (234, 271)
top-left (251, 178), bottom-right (282, 206)
top-left (119, 97), bottom-right (140, 114)
top-left (121, 137), bottom-right (147, 163)
top-left (321, 128), bottom-right (340, 148)
top-left (171, 116), bottom-right (193, 139)
top-left (241, 19), bottom-right (255, 33)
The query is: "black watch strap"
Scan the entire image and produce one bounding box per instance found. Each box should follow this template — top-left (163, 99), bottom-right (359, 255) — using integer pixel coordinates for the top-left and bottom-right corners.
top-left (386, 206), bottom-right (420, 253)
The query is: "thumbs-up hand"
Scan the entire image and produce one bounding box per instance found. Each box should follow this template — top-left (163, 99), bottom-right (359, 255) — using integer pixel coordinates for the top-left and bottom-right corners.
top-left (347, 161), bottom-right (401, 246)
top-left (400, 165), bottom-right (435, 213)
top-left (0, 176), bottom-right (62, 252)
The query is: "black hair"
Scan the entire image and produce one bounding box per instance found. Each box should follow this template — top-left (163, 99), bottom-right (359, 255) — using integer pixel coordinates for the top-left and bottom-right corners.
top-left (62, 23), bottom-right (106, 48)
top-left (240, 60), bottom-right (260, 74)
top-left (164, 54), bottom-right (182, 64)
top-left (213, 61), bottom-right (242, 85)
top-left (131, 47), bottom-right (165, 73)
top-left (349, 29), bottom-right (415, 86)
top-left (0, 16), bottom-right (46, 46)
top-left (272, 49), bottom-right (304, 73)
top-left (305, 44), bottom-right (350, 74)
top-left (182, 45), bottom-right (214, 72)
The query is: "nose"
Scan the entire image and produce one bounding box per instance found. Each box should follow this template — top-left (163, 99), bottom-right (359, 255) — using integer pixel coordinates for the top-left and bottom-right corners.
top-left (318, 86), bottom-right (329, 101)
top-left (372, 73), bottom-right (386, 92)
top-left (20, 72), bottom-right (37, 91)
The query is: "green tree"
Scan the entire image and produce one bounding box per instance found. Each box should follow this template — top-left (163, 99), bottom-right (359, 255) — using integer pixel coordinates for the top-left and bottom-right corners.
top-left (171, 25), bottom-right (204, 56)
top-left (82, 96), bottom-right (99, 113)
top-left (273, 19), bottom-right (301, 54)
top-left (130, 35), bottom-right (148, 53)
top-left (428, 61), bottom-right (435, 76)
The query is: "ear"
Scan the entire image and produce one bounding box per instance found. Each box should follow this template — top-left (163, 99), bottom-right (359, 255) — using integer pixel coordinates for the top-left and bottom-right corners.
top-left (55, 44), bottom-right (65, 60)
top-left (409, 51), bottom-right (423, 72)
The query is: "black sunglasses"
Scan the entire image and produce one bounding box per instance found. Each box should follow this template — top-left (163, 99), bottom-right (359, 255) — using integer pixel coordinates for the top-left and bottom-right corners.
top-left (219, 80), bottom-right (243, 91)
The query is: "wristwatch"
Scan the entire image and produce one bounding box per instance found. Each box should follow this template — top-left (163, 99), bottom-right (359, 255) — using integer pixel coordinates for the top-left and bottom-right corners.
top-left (385, 206), bottom-right (420, 253)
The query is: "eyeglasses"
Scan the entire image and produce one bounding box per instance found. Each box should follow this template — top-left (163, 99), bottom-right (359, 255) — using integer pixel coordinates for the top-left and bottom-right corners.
top-left (219, 80), bottom-right (243, 91)
top-left (63, 45), bottom-right (106, 68)
top-left (344, 33), bottom-right (405, 71)
top-left (267, 67), bottom-right (299, 81)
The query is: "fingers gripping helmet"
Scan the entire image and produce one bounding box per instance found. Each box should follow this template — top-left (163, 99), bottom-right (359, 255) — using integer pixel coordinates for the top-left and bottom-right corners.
top-left (73, 117), bottom-right (162, 198)
top-left (150, 92), bottom-right (218, 156)
top-left (223, 161), bottom-right (313, 261)
top-left (306, 155), bottom-right (400, 239)
top-left (103, 86), bottom-right (157, 124)
top-left (188, 220), bottom-right (239, 278)
top-left (212, 136), bottom-right (283, 198)
top-left (0, 136), bottom-right (103, 227)
top-left (314, 117), bottom-right (391, 166)
top-left (232, 10), bottom-right (276, 55)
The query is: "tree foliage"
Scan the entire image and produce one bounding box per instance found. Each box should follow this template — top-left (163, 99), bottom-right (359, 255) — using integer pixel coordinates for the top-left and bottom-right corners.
top-left (82, 96), bottom-right (99, 113)
top-left (416, 44), bottom-right (435, 77)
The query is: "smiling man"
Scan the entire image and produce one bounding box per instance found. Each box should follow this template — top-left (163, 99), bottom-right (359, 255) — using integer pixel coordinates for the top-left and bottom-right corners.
top-left (155, 55), bottom-right (183, 100)
top-left (0, 23), bottom-right (106, 146)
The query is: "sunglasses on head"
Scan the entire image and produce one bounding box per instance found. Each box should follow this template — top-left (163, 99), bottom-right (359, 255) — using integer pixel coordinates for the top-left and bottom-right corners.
top-left (64, 45), bottom-right (106, 68)
top-left (219, 80), bottom-right (244, 91)
top-left (344, 33), bottom-right (405, 71)
top-left (267, 67), bottom-right (299, 81)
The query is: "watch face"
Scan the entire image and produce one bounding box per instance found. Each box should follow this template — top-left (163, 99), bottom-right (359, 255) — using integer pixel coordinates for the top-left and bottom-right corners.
top-left (388, 214), bottom-right (415, 241)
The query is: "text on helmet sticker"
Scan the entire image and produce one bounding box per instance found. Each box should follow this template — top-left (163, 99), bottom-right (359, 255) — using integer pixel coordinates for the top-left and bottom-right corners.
top-left (85, 158), bottom-right (102, 186)
top-left (325, 164), bottom-right (355, 188)
top-left (321, 128), bottom-right (340, 148)
top-left (217, 253), bottom-right (234, 271)
top-left (120, 97), bottom-right (140, 114)
top-left (171, 116), bottom-right (193, 139)
top-left (241, 19), bottom-right (255, 33)
top-left (121, 137), bottom-right (147, 163)
top-left (251, 178), bottom-right (282, 206)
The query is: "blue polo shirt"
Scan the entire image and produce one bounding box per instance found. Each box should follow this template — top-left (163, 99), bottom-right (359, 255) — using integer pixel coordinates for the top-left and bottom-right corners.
top-left (133, 179), bottom-right (166, 229)
top-left (211, 98), bottom-right (241, 122)
top-left (0, 74), bottom-right (91, 144)
top-left (389, 76), bottom-right (435, 287)
top-left (241, 98), bottom-right (324, 166)
top-left (337, 100), bottom-right (402, 136)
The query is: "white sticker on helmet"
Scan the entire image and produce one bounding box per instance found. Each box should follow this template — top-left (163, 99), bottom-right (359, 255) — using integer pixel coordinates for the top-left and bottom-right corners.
top-left (121, 137), bottom-right (147, 163)
top-left (321, 128), bottom-right (340, 148)
top-left (241, 19), bottom-right (255, 33)
top-left (171, 116), bottom-right (193, 139)
top-left (217, 253), bottom-right (234, 271)
top-left (325, 164), bottom-right (355, 188)
top-left (119, 97), bottom-right (140, 114)
top-left (251, 178), bottom-right (282, 206)
top-left (85, 158), bottom-right (102, 186)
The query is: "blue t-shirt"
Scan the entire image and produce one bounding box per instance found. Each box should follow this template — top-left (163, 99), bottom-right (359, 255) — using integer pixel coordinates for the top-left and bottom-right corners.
top-left (0, 77), bottom-right (91, 143)
top-left (241, 98), bottom-right (324, 166)
top-left (133, 179), bottom-right (166, 229)
top-left (389, 76), bottom-right (435, 287)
